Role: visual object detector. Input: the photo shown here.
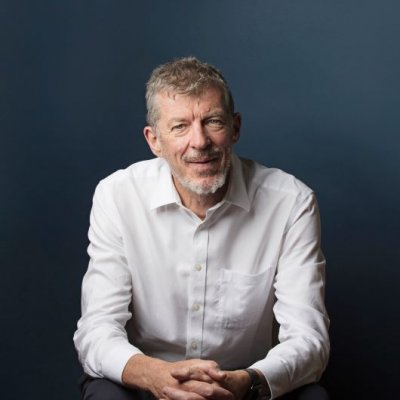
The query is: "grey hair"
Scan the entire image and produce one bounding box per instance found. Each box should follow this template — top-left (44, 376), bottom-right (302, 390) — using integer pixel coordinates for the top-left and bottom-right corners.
top-left (145, 56), bottom-right (235, 127)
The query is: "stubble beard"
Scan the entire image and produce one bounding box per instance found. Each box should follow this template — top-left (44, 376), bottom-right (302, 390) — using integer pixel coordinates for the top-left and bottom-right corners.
top-left (173, 149), bottom-right (232, 196)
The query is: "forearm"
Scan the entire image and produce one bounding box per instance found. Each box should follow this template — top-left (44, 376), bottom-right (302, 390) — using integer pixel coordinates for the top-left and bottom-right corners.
top-left (73, 318), bottom-right (141, 381)
top-left (251, 330), bottom-right (329, 392)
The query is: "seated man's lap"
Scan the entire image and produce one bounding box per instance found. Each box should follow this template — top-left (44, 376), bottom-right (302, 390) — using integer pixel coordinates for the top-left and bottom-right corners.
top-left (80, 374), bottom-right (155, 400)
top-left (80, 375), bottom-right (328, 400)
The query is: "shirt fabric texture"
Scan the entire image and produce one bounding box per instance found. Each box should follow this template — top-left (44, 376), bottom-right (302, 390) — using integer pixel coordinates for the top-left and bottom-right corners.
top-left (73, 154), bottom-right (330, 399)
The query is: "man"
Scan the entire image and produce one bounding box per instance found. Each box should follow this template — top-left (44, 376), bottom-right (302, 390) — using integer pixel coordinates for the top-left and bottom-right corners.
top-left (74, 57), bottom-right (330, 400)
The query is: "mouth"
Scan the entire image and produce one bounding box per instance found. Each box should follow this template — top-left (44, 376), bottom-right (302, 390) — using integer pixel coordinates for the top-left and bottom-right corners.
top-left (182, 158), bottom-right (219, 178)
top-left (182, 151), bottom-right (223, 173)
top-left (186, 158), bottom-right (220, 172)
top-left (185, 152), bottom-right (221, 164)
top-left (189, 157), bottom-right (218, 164)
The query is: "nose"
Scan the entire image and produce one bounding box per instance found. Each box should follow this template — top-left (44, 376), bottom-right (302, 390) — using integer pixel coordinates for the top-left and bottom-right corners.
top-left (189, 122), bottom-right (210, 149)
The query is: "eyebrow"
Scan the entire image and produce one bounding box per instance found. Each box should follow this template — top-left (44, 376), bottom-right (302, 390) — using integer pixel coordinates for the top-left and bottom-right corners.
top-left (166, 109), bottom-right (227, 126)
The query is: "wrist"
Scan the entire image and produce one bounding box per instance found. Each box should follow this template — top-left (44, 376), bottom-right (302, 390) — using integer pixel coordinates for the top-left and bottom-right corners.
top-left (224, 370), bottom-right (251, 400)
top-left (243, 368), bottom-right (271, 400)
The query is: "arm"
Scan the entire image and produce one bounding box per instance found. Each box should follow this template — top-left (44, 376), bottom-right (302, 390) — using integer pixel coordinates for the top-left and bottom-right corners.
top-left (251, 193), bottom-right (330, 398)
top-left (73, 182), bottom-right (141, 381)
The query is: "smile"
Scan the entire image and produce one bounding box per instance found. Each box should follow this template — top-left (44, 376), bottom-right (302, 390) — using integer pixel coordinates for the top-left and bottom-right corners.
top-left (190, 158), bottom-right (218, 164)
top-left (185, 154), bottom-right (220, 163)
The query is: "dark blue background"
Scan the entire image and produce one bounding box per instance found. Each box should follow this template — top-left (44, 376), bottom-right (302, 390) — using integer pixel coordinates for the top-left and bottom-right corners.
top-left (1, 1), bottom-right (399, 399)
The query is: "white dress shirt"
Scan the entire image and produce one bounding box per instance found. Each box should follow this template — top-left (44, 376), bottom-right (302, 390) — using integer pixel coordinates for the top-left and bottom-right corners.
top-left (73, 153), bottom-right (329, 399)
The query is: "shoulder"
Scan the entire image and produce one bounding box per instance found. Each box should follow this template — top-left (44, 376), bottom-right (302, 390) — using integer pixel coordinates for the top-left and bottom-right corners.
top-left (90, 158), bottom-right (170, 210)
top-left (239, 157), bottom-right (314, 200)
top-left (96, 158), bottom-right (166, 191)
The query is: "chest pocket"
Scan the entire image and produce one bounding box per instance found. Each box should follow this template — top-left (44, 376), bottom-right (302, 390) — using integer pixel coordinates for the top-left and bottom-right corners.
top-left (215, 267), bottom-right (275, 329)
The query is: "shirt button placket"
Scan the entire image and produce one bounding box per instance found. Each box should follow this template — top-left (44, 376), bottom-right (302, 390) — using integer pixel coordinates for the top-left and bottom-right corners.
top-left (187, 226), bottom-right (208, 358)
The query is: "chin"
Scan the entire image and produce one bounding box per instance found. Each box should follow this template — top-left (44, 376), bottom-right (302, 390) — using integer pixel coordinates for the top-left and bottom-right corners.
top-left (182, 174), bottom-right (227, 196)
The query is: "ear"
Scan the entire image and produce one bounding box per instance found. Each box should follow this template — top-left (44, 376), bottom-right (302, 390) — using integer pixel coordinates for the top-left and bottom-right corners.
top-left (231, 112), bottom-right (241, 143)
top-left (144, 126), bottom-right (162, 157)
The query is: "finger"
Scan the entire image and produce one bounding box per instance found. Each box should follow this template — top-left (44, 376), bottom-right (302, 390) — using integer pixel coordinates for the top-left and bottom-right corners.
top-left (193, 361), bottom-right (226, 381)
top-left (204, 367), bottom-right (226, 382)
top-left (162, 386), bottom-right (205, 400)
top-left (182, 381), bottom-right (234, 400)
top-left (171, 367), bottom-right (213, 383)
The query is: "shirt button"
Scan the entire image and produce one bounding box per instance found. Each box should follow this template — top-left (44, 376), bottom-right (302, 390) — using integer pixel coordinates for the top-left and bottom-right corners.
top-left (192, 303), bottom-right (200, 311)
top-left (191, 341), bottom-right (198, 350)
top-left (194, 264), bottom-right (202, 271)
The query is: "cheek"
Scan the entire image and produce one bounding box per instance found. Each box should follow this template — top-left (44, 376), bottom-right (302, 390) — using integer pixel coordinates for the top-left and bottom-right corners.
top-left (211, 131), bottom-right (234, 147)
top-left (161, 140), bottom-right (187, 159)
top-left (174, 138), bottom-right (191, 154)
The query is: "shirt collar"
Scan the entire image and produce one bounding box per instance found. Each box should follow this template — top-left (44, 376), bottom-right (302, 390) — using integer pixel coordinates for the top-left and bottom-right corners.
top-left (223, 153), bottom-right (251, 212)
top-left (148, 153), bottom-right (251, 212)
top-left (148, 160), bottom-right (181, 210)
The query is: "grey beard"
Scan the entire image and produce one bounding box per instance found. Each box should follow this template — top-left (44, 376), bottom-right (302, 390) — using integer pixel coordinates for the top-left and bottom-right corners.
top-left (177, 169), bottom-right (228, 196)
top-left (172, 154), bottom-right (231, 196)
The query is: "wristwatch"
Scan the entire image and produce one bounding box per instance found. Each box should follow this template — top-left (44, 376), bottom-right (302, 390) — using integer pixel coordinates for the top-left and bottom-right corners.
top-left (244, 368), bottom-right (263, 400)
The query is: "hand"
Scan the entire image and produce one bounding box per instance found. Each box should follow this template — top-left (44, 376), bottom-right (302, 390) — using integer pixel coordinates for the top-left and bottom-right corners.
top-left (168, 365), bottom-right (251, 400)
top-left (122, 355), bottom-right (234, 400)
top-left (170, 360), bottom-right (226, 384)
top-left (165, 360), bottom-right (233, 400)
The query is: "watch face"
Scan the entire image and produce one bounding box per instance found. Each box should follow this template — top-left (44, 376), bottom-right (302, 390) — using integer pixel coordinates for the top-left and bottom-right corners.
top-left (252, 383), bottom-right (263, 391)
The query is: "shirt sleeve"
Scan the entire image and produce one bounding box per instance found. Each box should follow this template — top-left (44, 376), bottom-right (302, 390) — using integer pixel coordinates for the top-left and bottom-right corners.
top-left (73, 181), bottom-right (142, 383)
top-left (250, 193), bottom-right (330, 399)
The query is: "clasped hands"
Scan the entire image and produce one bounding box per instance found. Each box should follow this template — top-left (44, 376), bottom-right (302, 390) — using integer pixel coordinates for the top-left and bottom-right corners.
top-left (123, 355), bottom-right (250, 400)
top-left (162, 359), bottom-right (247, 400)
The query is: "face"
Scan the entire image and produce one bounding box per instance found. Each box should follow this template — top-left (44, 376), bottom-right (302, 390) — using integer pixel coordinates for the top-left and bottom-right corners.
top-left (144, 87), bottom-right (241, 198)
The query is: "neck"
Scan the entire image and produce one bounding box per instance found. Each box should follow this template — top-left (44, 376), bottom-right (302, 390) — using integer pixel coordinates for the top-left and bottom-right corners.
top-left (173, 178), bottom-right (229, 220)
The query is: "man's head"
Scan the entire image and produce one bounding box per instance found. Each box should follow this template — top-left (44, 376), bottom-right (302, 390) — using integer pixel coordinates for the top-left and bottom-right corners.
top-left (143, 57), bottom-right (241, 201)
top-left (145, 57), bottom-right (235, 128)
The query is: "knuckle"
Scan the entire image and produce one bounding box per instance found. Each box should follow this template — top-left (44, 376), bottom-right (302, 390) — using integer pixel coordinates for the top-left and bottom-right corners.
top-left (209, 360), bottom-right (219, 368)
top-left (204, 386), bottom-right (214, 397)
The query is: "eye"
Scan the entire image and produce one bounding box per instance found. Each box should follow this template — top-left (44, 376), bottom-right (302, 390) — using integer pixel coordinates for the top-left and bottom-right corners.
top-left (205, 118), bottom-right (226, 131)
top-left (171, 123), bottom-right (186, 131)
top-left (206, 118), bottom-right (224, 126)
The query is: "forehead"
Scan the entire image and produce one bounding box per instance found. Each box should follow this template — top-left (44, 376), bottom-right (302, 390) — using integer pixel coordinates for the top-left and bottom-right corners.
top-left (155, 87), bottom-right (226, 120)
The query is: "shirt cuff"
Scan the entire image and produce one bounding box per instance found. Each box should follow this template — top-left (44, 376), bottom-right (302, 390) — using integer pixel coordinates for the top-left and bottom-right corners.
top-left (101, 341), bottom-right (143, 383)
top-left (250, 357), bottom-right (289, 399)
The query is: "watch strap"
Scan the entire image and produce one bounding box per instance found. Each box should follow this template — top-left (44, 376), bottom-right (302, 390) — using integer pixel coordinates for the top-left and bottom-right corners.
top-left (244, 368), bottom-right (263, 400)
